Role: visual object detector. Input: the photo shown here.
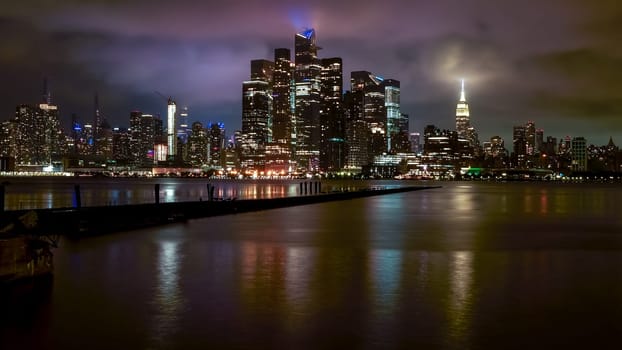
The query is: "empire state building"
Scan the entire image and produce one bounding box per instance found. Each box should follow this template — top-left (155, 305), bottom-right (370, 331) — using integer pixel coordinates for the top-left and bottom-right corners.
top-left (455, 79), bottom-right (470, 138)
top-left (455, 80), bottom-right (480, 154)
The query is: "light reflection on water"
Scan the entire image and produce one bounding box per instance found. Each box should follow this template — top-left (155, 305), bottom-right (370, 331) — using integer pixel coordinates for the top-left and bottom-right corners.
top-left (150, 240), bottom-right (185, 347)
top-left (447, 251), bottom-right (473, 347)
top-left (3, 181), bottom-right (622, 349)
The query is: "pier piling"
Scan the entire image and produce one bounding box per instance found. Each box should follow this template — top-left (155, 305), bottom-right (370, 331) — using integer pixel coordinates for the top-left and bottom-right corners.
top-left (0, 183), bottom-right (4, 212)
top-left (155, 184), bottom-right (160, 204)
top-left (74, 185), bottom-right (81, 209)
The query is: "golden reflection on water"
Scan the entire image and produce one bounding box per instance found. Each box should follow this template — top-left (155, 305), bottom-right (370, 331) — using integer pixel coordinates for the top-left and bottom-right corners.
top-left (285, 247), bottom-right (314, 314)
top-left (540, 189), bottom-right (548, 215)
top-left (452, 186), bottom-right (474, 216)
top-left (447, 251), bottom-right (473, 345)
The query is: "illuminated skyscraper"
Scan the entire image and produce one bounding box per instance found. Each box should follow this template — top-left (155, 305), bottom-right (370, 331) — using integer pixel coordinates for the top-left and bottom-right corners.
top-left (272, 48), bottom-right (294, 145)
top-left (187, 121), bottom-right (208, 167)
top-left (0, 120), bottom-right (17, 158)
top-left (384, 79), bottom-right (401, 153)
top-left (525, 121), bottom-right (536, 155)
top-left (93, 92), bottom-right (102, 144)
top-left (348, 71), bottom-right (401, 161)
top-left (112, 127), bottom-right (131, 163)
top-left (14, 103), bottom-right (64, 166)
top-left (319, 57), bottom-right (345, 171)
top-left (455, 79), bottom-right (470, 138)
top-left (207, 122), bottom-right (226, 167)
top-left (513, 125), bottom-right (527, 168)
top-left (241, 59), bottom-right (274, 169)
top-left (167, 98), bottom-right (177, 161)
top-left (344, 90), bottom-right (369, 169)
top-left (294, 28), bottom-right (322, 170)
top-left (177, 106), bottom-right (190, 145)
top-left (129, 111), bottom-right (156, 166)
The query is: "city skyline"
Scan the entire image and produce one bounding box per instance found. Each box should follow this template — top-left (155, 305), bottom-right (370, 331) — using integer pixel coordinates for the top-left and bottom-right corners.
top-left (1, 0), bottom-right (620, 145)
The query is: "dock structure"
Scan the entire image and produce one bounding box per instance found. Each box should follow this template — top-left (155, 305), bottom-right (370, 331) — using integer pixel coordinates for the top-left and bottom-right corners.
top-left (1, 185), bottom-right (439, 237)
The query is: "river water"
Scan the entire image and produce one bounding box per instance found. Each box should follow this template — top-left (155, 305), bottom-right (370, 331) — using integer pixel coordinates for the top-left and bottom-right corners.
top-left (2, 181), bottom-right (622, 349)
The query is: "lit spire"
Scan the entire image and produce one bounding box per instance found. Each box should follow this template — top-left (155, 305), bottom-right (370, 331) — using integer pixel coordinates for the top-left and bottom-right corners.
top-left (459, 79), bottom-right (466, 102)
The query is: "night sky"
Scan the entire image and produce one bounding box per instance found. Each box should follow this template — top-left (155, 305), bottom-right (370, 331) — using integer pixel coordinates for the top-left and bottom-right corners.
top-left (1, 0), bottom-right (620, 145)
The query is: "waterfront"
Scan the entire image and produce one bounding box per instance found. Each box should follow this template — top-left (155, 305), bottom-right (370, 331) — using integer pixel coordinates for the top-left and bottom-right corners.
top-left (2, 181), bottom-right (622, 349)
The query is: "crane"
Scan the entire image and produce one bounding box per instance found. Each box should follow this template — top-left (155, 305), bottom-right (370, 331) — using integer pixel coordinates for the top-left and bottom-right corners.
top-left (154, 91), bottom-right (174, 104)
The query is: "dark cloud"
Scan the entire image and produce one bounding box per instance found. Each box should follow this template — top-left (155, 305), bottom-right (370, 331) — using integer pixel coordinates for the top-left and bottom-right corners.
top-left (0, 0), bottom-right (621, 145)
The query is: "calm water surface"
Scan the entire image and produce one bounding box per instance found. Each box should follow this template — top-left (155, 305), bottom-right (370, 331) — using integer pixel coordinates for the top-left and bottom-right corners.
top-left (2, 181), bottom-right (622, 349)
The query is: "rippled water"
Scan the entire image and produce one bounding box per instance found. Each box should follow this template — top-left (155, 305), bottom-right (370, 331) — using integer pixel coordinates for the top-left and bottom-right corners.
top-left (2, 181), bottom-right (622, 349)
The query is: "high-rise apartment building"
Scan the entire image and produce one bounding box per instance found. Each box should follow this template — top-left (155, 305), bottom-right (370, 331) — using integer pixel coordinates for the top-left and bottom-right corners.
top-left (187, 121), bottom-right (208, 167)
top-left (129, 111), bottom-right (157, 166)
top-left (14, 100), bottom-right (64, 167)
top-left (112, 127), bottom-right (131, 163)
top-left (571, 137), bottom-right (587, 172)
top-left (0, 120), bottom-right (17, 159)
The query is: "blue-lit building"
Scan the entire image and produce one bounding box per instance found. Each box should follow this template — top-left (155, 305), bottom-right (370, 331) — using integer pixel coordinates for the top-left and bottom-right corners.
top-left (294, 28), bottom-right (322, 171)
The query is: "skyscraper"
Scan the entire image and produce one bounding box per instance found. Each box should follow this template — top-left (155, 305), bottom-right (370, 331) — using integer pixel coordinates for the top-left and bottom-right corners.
top-left (207, 122), bottom-right (226, 168)
top-left (525, 121), bottom-right (536, 155)
top-left (177, 106), bottom-right (190, 145)
top-left (14, 102), bottom-right (64, 166)
top-left (294, 28), bottom-right (322, 170)
top-left (344, 90), bottom-right (369, 169)
top-left (349, 71), bottom-right (394, 161)
top-left (241, 59), bottom-right (274, 169)
top-left (167, 98), bottom-right (177, 161)
top-left (319, 57), bottom-right (345, 171)
top-left (571, 137), bottom-right (587, 172)
top-left (513, 125), bottom-right (527, 168)
top-left (455, 79), bottom-right (470, 139)
top-left (272, 48), bottom-right (293, 145)
top-left (129, 111), bottom-right (156, 166)
top-left (187, 121), bottom-right (208, 167)
top-left (384, 79), bottom-right (401, 153)
top-left (455, 79), bottom-right (479, 154)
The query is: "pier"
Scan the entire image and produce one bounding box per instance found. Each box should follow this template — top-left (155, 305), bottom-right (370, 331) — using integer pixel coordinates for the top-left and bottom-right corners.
top-left (1, 185), bottom-right (439, 237)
